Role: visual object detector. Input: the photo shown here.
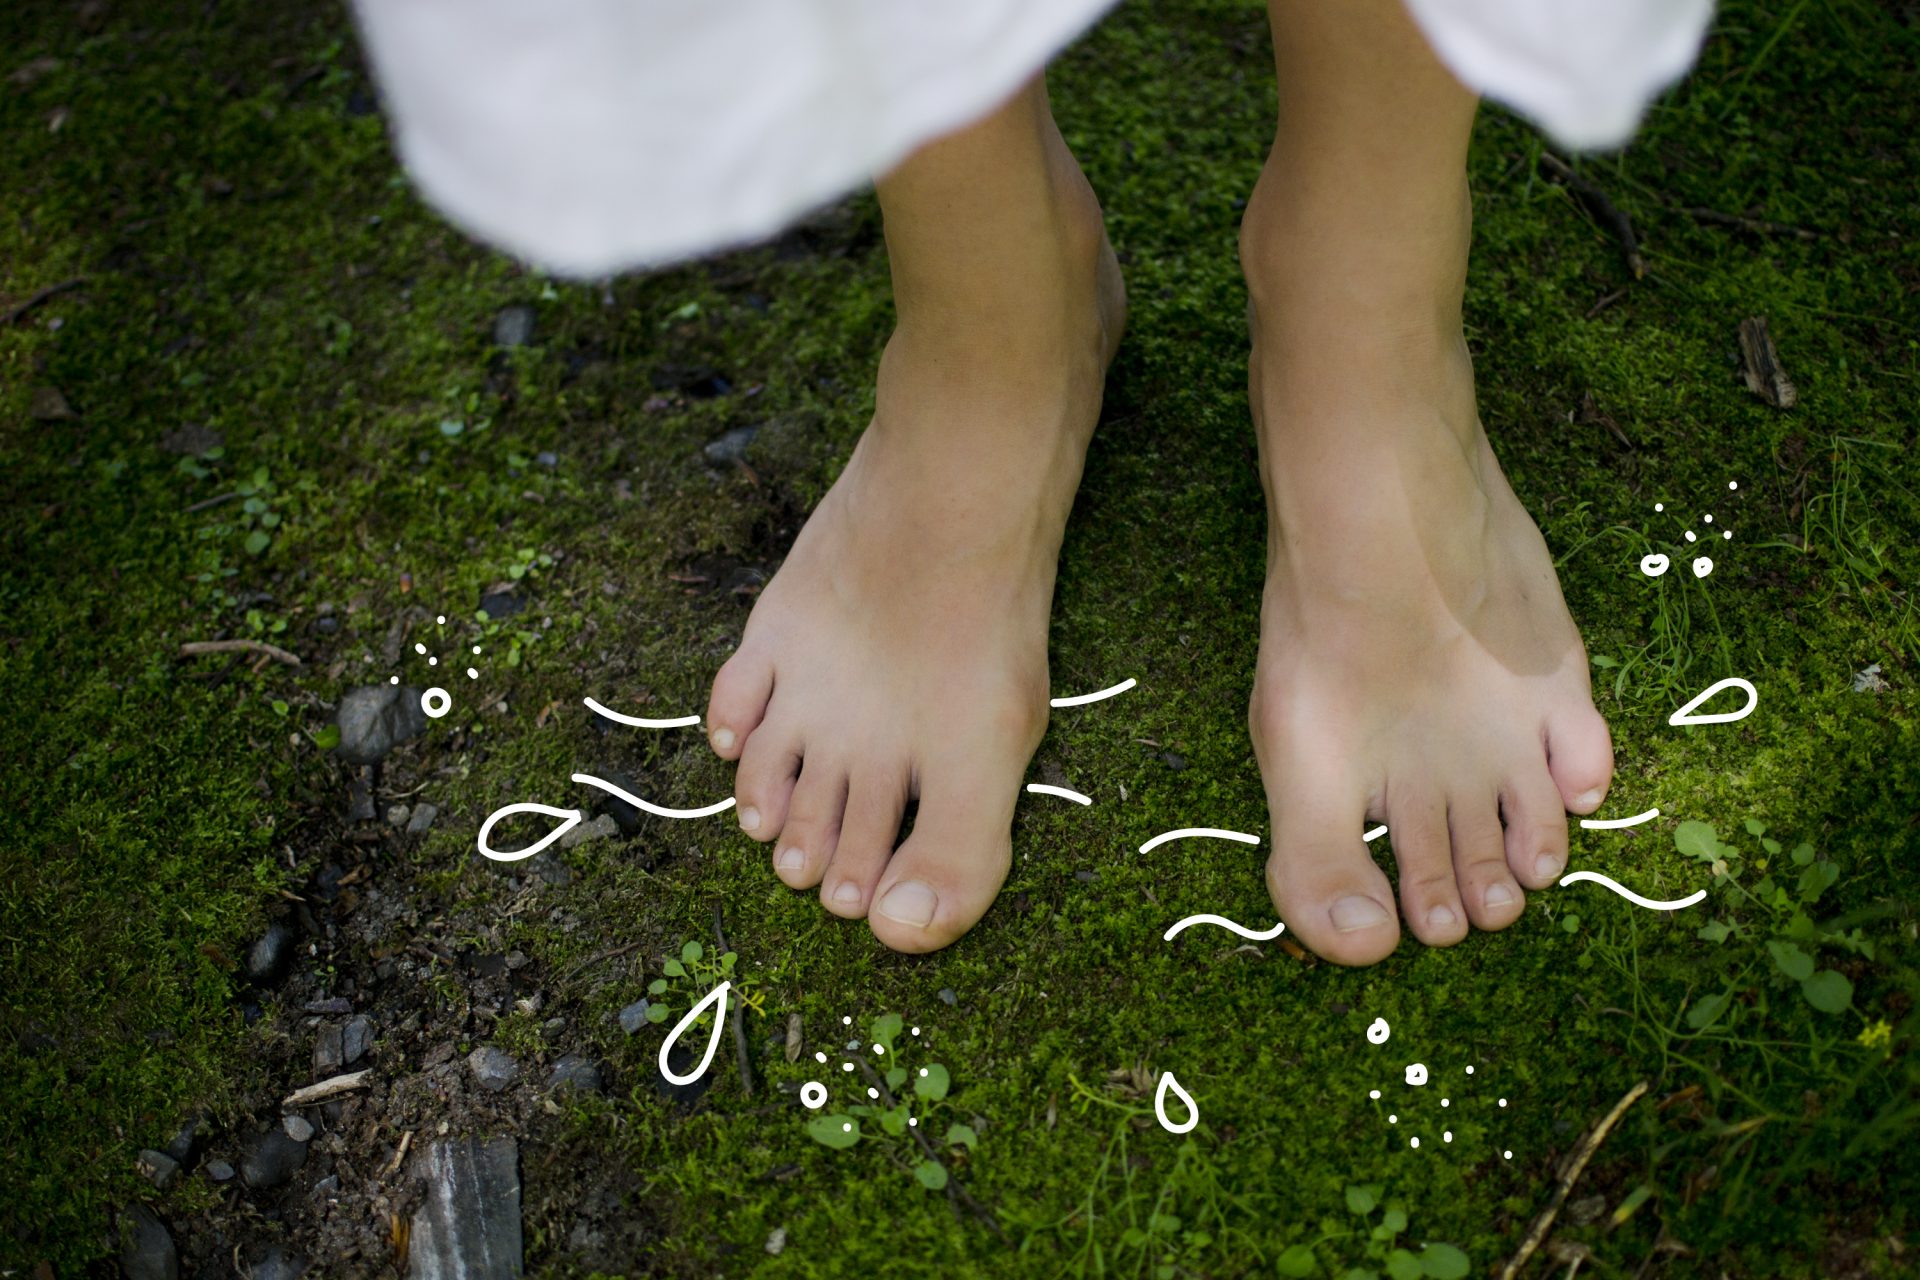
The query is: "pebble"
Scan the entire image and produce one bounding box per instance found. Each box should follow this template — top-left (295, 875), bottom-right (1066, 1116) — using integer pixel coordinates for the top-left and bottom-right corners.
top-left (617, 999), bottom-right (652, 1035)
top-left (406, 803), bottom-right (439, 835)
top-left (702, 424), bottom-right (759, 464)
top-left (558, 812), bottom-right (619, 849)
top-left (116, 1204), bottom-right (177, 1280)
top-left (248, 1245), bottom-right (307, 1280)
top-left (476, 589), bottom-right (525, 620)
top-left (765, 1226), bottom-right (788, 1256)
top-left (241, 1127), bottom-right (309, 1189)
top-left (136, 1149), bottom-right (180, 1190)
top-left (492, 303), bottom-right (537, 348)
top-left (342, 1014), bottom-right (373, 1065)
top-left (387, 803), bottom-right (413, 827)
top-left (303, 996), bottom-right (353, 1015)
top-left (313, 1023), bottom-right (345, 1075)
top-left (282, 1114), bottom-right (315, 1143)
top-left (408, 1137), bottom-right (522, 1280)
top-left (244, 922), bottom-right (297, 986)
top-left (205, 1160), bottom-right (235, 1183)
top-left (468, 1045), bottom-right (519, 1092)
top-left (589, 770), bottom-right (646, 835)
top-left (162, 1115), bottom-right (202, 1165)
top-left (548, 1054), bottom-right (604, 1094)
top-left (333, 684), bottom-right (430, 766)
top-left (938, 988), bottom-right (958, 1006)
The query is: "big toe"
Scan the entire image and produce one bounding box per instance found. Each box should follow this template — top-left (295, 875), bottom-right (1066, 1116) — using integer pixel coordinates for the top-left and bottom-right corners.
top-left (866, 769), bottom-right (1016, 954)
top-left (1266, 792), bottom-right (1401, 966)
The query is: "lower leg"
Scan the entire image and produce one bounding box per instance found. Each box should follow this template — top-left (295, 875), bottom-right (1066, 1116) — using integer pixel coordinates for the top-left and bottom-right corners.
top-left (1245, 0), bottom-right (1613, 965)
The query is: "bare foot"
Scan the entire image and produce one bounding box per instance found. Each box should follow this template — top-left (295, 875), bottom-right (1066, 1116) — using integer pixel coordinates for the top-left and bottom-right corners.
top-left (704, 88), bottom-right (1124, 953)
top-left (1243, 194), bottom-right (1614, 966)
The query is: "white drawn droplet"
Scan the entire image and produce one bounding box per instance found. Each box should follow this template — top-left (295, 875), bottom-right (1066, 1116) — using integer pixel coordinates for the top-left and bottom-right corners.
top-left (1669, 677), bottom-right (1759, 726)
top-left (1154, 1071), bottom-right (1199, 1134)
top-left (1639, 553), bottom-right (1671, 577)
top-left (799, 1081), bottom-right (827, 1109)
top-left (1367, 1018), bottom-right (1391, 1044)
top-left (476, 802), bottom-right (581, 862)
top-left (421, 687), bottom-right (452, 719)
top-left (1405, 1063), bottom-right (1429, 1087)
top-left (1691, 556), bottom-right (1714, 578)
top-left (658, 980), bottom-right (730, 1086)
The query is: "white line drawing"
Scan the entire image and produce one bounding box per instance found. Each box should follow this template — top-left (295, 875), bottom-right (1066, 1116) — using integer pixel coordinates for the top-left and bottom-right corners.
top-left (1405, 1063), bottom-right (1428, 1086)
top-left (1558, 870), bottom-right (1707, 911)
top-left (1579, 807), bottom-right (1660, 830)
top-left (1050, 677), bottom-right (1137, 708)
top-left (1026, 783), bottom-right (1092, 805)
top-left (1138, 827), bottom-right (1261, 854)
top-left (1162, 914), bottom-right (1287, 942)
top-left (1154, 1071), bottom-right (1199, 1135)
top-left (421, 687), bottom-right (452, 719)
top-left (659, 980), bottom-right (731, 1086)
top-left (583, 696), bottom-right (702, 729)
top-left (1367, 1018), bottom-right (1390, 1044)
top-left (477, 802), bottom-right (583, 862)
top-left (1364, 825), bottom-right (1388, 843)
top-left (1668, 676), bottom-right (1758, 726)
top-left (1639, 553), bottom-right (1670, 578)
top-left (1691, 556), bottom-right (1714, 578)
top-left (799, 1081), bottom-right (827, 1109)
top-left (572, 772), bottom-right (737, 819)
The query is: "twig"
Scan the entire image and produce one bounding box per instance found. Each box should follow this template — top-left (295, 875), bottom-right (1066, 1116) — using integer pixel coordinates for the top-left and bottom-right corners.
top-left (1498, 1080), bottom-right (1649, 1280)
top-left (850, 1053), bottom-right (1008, 1245)
top-left (1539, 154), bottom-right (1645, 279)
top-left (1680, 206), bottom-right (1818, 241)
top-left (183, 490), bottom-right (239, 513)
top-left (381, 1129), bottom-right (413, 1177)
top-left (179, 638), bottom-right (303, 668)
top-left (713, 903), bottom-right (753, 1098)
top-left (282, 1069), bottom-right (373, 1107)
top-left (559, 939), bottom-right (642, 980)
top-left (2, 275), bottom-right (86, 325)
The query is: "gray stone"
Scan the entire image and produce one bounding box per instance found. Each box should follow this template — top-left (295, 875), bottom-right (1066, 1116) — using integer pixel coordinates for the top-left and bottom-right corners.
top-left (588, 770), bottom-right (645, 835)
top-left (548, 1054), bottom-right (603, 1094)
top-left (347, 767), bottom-right (376, 823)
top-left (342, 1014), bottom-right (373, 1065)
top-left (492, 304), bottom-right (537, 349)
top-left (282, 1114), bottom-right (315, 1143)
top-left (136, 1149), bottom-right (179, 1189)
top-left (241, 1126), bottom-right (309, 1189)
top-left (468, 1045), bottom-right (519, 1092)
top-left (334, 684), bottom-right (430, 766)
top-left (244, 922), bottom-right (297, 986)
top-left (406, 803), bottom-right (440, 835)
top-left (557, 812), bottom-right (618, 850)
top-left (617, 999), bottom-right (652, 1036)
top-left (476, 589), bottom-right (525, 620)
top-left (205, 1160), bottom-right (235, 1183)
top-left (162, 1115), bottom-right (202, 1164)
top-left (937, 988), bottom-right (958, 1006)
top-left (247, 1245), bottom-right (307, 1280)
top-left (702, 424), bottom-right (759, 464)
top-left (409, 1137), bottom-right (523, 1280)
top-left (387, 803), bottom-right (413, 827)
top-left (313, 1022), bottom-right (345, 1075)
top-left (117, 1204), bottom-right (177, 1280)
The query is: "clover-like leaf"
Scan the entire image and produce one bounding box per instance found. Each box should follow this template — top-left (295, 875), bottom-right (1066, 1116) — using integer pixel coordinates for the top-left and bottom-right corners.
top-left (1768, 939), bottom-right (1815, 982)
top-left (1417, 1243), bottom-right (1471, 1279)
top-left (1276, 1243), bottom-right (1318, 1278)
top-left (1345, 1184), bottom-right (1378, 1216)
top-left (680, 940), bottom-right (703, 965)
top-left (806, 1114), bottom-right (860, 1149)
top-left (913, 1063), bottom-right (950, 1101)
top-left (912, 1159), bottom-right (948, 1191)
top-left (1674, 820), bottom-right (1722, 862)
top-left (945, 1123), bottom-right (977, 1149)
top-left (1802, 969), bottom-right (1854, 1013)
top-left (1384, 1248), bottom-right (1422, 1280)
top-left (662, 958), bottom-right (685, 978)
top-left (870, 1012), bottom-right (903, 1049)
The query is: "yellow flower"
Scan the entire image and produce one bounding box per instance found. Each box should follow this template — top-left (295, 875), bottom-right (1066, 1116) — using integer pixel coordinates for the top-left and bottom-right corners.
top-left (1856, 1020), bottom-right (1892, 1051)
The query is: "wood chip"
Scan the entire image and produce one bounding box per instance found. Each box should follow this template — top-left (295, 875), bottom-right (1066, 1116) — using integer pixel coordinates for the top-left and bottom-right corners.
top-left (381, 1129), bottom-right (413, 1177)
top-left (784, 1012), bottom-right (803, 1063)
top-left (1738, 316), bottom-right (1798, 408)
top-left (282, 1069), bottom-right (372, 1107)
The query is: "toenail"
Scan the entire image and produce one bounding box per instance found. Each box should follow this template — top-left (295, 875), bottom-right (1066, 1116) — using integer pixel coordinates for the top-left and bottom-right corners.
top-left (1485, 883), bottom-right (1516, 909)
top-left (1534, 853), bottom-right (1563, 882)
top-left (1331, 895), bottom-right (1391, 932)
top-left (738, 805), bottom-right (761, 834)
top-left (712, 726), bottom-right (736, 751)
top-left (1574, 787), bottom-right (1603, 809)
top-left (830, 881), bottom-right (861, 908)
top-left (1426, 905), bottom-right (1458, 930)
top-left (876, 881), bottom-right (938, 929)
top-left (776, 847), bottom-right (804, 873)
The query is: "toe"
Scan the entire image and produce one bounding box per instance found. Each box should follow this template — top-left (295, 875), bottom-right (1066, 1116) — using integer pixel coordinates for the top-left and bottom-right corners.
top-left (732, 718), bottom-right (801, 842)
top-left (1545, 703), bottom-right (1613, 815)
top-left (1501, 763), bottom-right (1569, 890)
top-left (772, 764), bottom-right (845, 889)
top-left (819, 765), bottom-right (909, 919)
top-left (1383, 792), bottom-right (1469, 946)
top-left (867, 765), bottom-right (1016, 954)
top-left (1449, 791), bottom-right (1525, 931)
top-left (1266, 786), bottom-right (1401, 966)
top-left (705, 649), bottom-right (773, 761)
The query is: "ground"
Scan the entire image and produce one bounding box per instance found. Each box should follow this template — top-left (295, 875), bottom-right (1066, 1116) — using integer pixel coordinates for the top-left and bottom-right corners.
top-left (2, 0), bottom-right (1917, 1276)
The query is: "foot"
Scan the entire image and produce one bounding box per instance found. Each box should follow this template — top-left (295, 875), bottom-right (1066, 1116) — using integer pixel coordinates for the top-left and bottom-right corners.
top-left (1243, 198), bottom-right (1614, 967)
top-left (704, 136), bottom-right (1123, 953)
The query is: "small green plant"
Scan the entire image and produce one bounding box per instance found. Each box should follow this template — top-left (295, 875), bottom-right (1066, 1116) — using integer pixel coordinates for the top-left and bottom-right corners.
top-left (643, 939), bottom-right (762, 1027)
top-left (802, 1013), bottom-right (965, 1195)
top-left (505, 545), bottom-right (554, 582)
top-left (1274, 1184), bottom-right (1470, 1280)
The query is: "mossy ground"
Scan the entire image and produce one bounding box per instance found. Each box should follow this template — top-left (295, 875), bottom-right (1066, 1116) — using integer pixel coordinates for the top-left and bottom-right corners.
top-left (3, 0), bottom-right (1917, 1274)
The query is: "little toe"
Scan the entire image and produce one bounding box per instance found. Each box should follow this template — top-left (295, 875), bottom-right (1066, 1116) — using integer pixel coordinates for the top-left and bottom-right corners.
top-left (705, 649), bottom-right (773, 760)
top-left (772, 765), bottom-right (846, 889)
top-left (867, 768), bottom-right (1016, 954)
top-left (1267, 789), bottom-right (1401, 965)
top-left (1501, 764), bottom-right (1569, 890)
top-left (1450, 792), bottom-right (1525, 930)
top-left (1546, 703), bottom-right (1614, 815)
top-left (732, 719), bottom-right (801, 842)
top-left (1383, 794), bottom-right (1469, 946)
top-left (819, 766), bottom-right (909, 919)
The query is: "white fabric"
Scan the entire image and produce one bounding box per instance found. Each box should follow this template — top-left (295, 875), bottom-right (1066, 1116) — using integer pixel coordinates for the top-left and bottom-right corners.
top-left (351, 0), bottom-right (1714, 278)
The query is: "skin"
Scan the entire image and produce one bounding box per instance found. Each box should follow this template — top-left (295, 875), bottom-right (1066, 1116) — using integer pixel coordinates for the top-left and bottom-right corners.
top-left (705, 0), bottom-right (1615, 962)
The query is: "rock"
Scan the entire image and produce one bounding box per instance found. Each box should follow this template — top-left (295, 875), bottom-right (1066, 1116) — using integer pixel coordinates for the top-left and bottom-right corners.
top-left (335, 684), bottom-right (430, 766)
top-left (476, 589), bottom-right (524, 621)
top-left (162, 1115), bottom-right (202, 1165)
top-left (407, 803), bottom-right (440, 835)
top-left (304, 996), bottom-right (353, 1015)
top-left (765, 1226), bottom-right (788, 1256)
top-left (534, 451), bottom-right (558, 469)
top-left (241, 1126), bottom-right (309, 1189)
top-left (409, 1137), bottom-right (523, 1280)
top-left (246, 1245), bottom-right (307, 1280)
top-left (548, 1054), bottom-right (604, 1094)
top-left (557, 812), bottom-right (618, 850)
top-left (492, 304), bottom-right (537, 348)
top-left (468, 1045), bottom-right (519, 1092)
top-left (589, 770), bottom-right (646, 835)
top-left (244, 922), bottom-right (297, 986)
top-left (159, 423), bottom-right (222, 455)
top-left (282, 1114), bottom-right (315, 1143)
top-left (342, 1014), bottom-right (373, 1065)
top-left (617, 999), bottom-right (651, 1036)
top-left (347, 768), bottom-right (377, 822)
top-left (117, 1204), bottom-right (177, 1280)
top-left (135, 1149), bottom-right (179, 1189)
top-left (702, 424), bottom-right (759, 464)
top-left (205, 1160), bottom-right (235, 1183)
top-left (313, 1022), bottom-right (345, 1075)
top-left (387, 803), bottom-right (413, 827)
top-left (30, 385), bottom-right (76, 420)
top-left (938, 988), bottom-right (958, 1006)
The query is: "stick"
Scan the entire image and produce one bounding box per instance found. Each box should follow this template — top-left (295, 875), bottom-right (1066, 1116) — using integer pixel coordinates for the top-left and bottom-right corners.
top-left (183, 491), bottom-right (239, 513)
top-left (713, 903), bottom-right (753, 1098)
top-left (1539, 154), bottom-right (1645, 279)
top-left (850, 1053), bottom-right (1008, 1245)
top-left (2, 276), bottom-right (85, 325)
top-left (178, 639), bottom-right (302, 667)
top-left (282, 1069), bottom-right (372, 1107)
top-left (1498, 1080), bottom-right (1649, 1280)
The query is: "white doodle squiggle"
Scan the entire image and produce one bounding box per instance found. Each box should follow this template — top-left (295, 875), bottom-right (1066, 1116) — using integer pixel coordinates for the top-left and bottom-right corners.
top-left (1668, 677), bottom-right (1758, 727)
top-left (1558, 870), bottom-right (1706, 911)
top-left (1162, 915), bottom-right (1286, 942)
top-left (1579, 807), bottom-right (1660, 830)
top-left (572, 772), bottom-right (737, 819)
top-left (582, 696), bottom-right (701, 729)
top-left (659, 980), bottom-right (731, 1086)
top-left (1138, 828), bottom-right (1261, 854)
top-left (1366, 1018), bottom-right (1391, 1044)
top-left (1026, 783), bottom-right (1092, 806)
top-left (1363, 825), bottom-right (1388, 843)
top-left (477, 802), bottom-right (582, 862)
top-left (1050, 678), bottom-right (1137, 708)
top-left (1154, 1071), bottom-right (1198, 1134)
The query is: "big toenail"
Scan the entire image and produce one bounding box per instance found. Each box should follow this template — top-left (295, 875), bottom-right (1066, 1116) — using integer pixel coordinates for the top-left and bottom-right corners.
top-left (712, 727), bottom-right (736, 751)
top-left (877, 881), bottom-right (937, 928)
top-left (1534, 853), bottom-right (1563, 881)
top-left (1574, 787), bottom-right (1603, 809)
top-left (1426, 905), bottom-right (1458, 930)
top-left (1331, 896), bottom-right (1391, 932)
top-left (776, 847), bottom-right (804, 873)
top-left (830, 882), bottom-right (861, 908)
top-left (738, 805), bottom-right (761, 833)
top-left (1485, 883), bottom-right (1516, 908)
